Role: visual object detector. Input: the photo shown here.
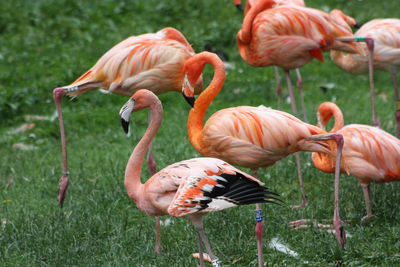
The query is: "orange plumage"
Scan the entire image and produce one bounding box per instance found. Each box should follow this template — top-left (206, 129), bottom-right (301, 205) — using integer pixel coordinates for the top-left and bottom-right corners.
top-left (330, 19), bottom-right (400, 137)
top-left (312, 102), bottom-right (400, 221)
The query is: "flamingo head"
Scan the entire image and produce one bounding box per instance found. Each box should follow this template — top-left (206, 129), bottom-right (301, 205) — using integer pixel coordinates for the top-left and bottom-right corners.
top-left (182, 73), bottom-right (195, 107)
top-left (119, 90), bottom-right (155, 134)
top-left (182, 56), bottom-right (205, 107)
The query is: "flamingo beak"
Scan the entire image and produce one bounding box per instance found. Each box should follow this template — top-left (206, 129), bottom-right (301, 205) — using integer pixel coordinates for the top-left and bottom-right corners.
top-left (182, 73), bottom-right (195, 108)
top-left (119, 99), bottom-right (135, 134)
top-left (354, 21), bottom-right (361, 29)
top-left (182, 91), bottom-right (195, 108)
top-left (235, 4), bottom-right (244, 12)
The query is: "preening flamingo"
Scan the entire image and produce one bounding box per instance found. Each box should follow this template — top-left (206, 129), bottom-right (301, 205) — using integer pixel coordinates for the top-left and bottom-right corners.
top-left (235, 0), bottom-right (306, 119)
top-left (53, 27), bottom-right (202, 253)
top-left (119, 89), bottom-right (280, 267)
top-left (331, 19), bottom-right (400, 136)
top-left (181, 51), bottom-right (346, 265)
top-left (311, 102), bottom-right (400, 222)
top-left (237, 0), bottom-right (365, 121)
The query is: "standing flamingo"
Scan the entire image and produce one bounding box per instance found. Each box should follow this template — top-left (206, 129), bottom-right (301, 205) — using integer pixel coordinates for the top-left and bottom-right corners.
top-left (237, 0), bottom-right (367, 121)
top-left (181, 51), bottom-right (346, 266)
top-left (119, 89), bottom-right (280, 267)
top-left (234, 0), bottom-right (306, 119)
top-left (311, 102), bottom-right (400, 222)
top-left (53, 27), bottom-right (203, 253)
top-left (330, 19), bottom-right (400, 137)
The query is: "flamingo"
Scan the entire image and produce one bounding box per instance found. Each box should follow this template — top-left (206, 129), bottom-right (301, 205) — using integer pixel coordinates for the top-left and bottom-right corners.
top-left (330, 19), bottom-right (400, 137)
top-left (118, 89), bottom-right (280, 267)
top-left (237, 0), bottom-right (368, 121)
top-left (311, 102), bottom-right (400, 222)
top-left (181, 51), bottom-right (346, 266)
top-left (53, 27), bottom-right (203, 253)
top-left (234, 0), bottom-right (307, 119)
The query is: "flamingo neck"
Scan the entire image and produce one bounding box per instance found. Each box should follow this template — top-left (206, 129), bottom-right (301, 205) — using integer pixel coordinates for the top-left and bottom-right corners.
top-left (237, 0), bottom-right (275, 44)
top-left (124, 99), bottom-right (163, 201)
top-left (330, 50), bottom-right (360, 73)
top-left (318, 102), bottom-right (344, 132)
top-left (187, 54), bottom-right (226, 155)
top-left (312, 102), bottom-right (344, 173)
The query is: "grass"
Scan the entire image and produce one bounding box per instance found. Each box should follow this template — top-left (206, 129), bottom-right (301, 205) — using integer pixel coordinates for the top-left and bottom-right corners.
top-left (1, 0), bottom-right (400, 266)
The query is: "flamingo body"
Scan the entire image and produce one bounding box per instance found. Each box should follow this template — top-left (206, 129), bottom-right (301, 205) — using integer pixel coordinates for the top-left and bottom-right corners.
top-left (199, 106), bottom-right (331, 169)
top-left (66, 27), bottom-right (203, 97)
top-left (237, 2), bottom-right (359, 70)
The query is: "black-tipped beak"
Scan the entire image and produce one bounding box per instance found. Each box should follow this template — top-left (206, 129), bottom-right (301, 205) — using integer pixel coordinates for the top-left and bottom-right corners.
top-left (119, 99), bottom-right (135, 134)
top-left (182, 91), bottom-right (195, 108)
top-left (235, 4), bottom-right (244, 12)
top-left (354, 21), bottom-right (361, 29)
top-left (121, 118), bottom-right (130, 134)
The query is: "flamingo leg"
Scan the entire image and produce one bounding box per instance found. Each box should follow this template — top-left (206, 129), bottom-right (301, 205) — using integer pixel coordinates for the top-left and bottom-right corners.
top-left (251, 169), bottom-right (264, 267)
top-left (391, 72), bottom-right (400, 138)
top-left (197, 231), bottom-right (205, 267)
top-left (337, 37), bottom-right (380, 127)
top-left (191, 217), bottom-right (220, 267)
top-left (295, 68), bottom-right (308, 123)
top-left (284, 70), bottom-right (308, 208)
top-left (274, 66), bottom-right (282, 110)
top-left (361, 183), bottom-right (374, 223)
top-left (307, 133), bottom-right (345, 249)
top-left (285, 70), bottom-right (298, 115)
top-left (53, 88), bottom-right (69, 208)
top-left (291, 153), bottom-right (307, 209)
top-left (147, 109), bottom-right (161, 254)
top-left (365, 38), bottom-right (380, 128)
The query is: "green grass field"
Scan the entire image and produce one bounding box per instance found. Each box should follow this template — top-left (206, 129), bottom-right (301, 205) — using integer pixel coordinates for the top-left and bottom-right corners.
top-left (1, 0), bottom-right (400, 266)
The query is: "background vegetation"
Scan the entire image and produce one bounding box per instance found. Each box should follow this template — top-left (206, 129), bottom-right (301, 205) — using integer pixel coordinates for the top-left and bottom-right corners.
top-left (1, 0), bottom-right (399, 266)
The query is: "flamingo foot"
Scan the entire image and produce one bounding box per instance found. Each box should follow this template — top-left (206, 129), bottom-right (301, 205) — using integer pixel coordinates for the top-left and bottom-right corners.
top-left (289, 219), bottom-right (333, 230)
top-left (290, 198), bottom-right (308, 209)
top-left (361, 214), bottom-right (374, 224)
top-left (58, 175), bottom-right (69, 208)
top-left (334, 219), bottom-right (346, 250)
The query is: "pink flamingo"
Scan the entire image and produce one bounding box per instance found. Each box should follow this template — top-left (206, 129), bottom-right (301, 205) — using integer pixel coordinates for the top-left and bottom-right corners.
top-left (331, 19), bottom-right (400, 136)
top-left (234, 0), bottom-right (306, 119)
top-left (119, 89), bottom-right (280, 267)
top-left (53, 27), bottom-right (203, 253)
top-left (236, 0), bottom-right (368, 121)
top-left (181, 51), bottom-right (346, 266)
top-left (312, 102), bottom-right (400, 222)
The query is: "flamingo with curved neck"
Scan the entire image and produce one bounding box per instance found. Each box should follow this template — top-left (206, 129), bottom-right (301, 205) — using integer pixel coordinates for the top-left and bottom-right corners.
top-left (119, 89), bottom-right (280, 267)
top-left (52, 27), bottom-right (203, 254)
top-left (182, 52), bottom-right (347, 260)
top-left (312, 102), bottom-right (400, 222)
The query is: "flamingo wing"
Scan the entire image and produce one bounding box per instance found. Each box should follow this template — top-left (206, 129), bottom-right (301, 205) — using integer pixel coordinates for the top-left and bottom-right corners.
top-left (340, 125), bottom-right (400, 180)
top-left (166, 158), bottom-right (279, 217)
